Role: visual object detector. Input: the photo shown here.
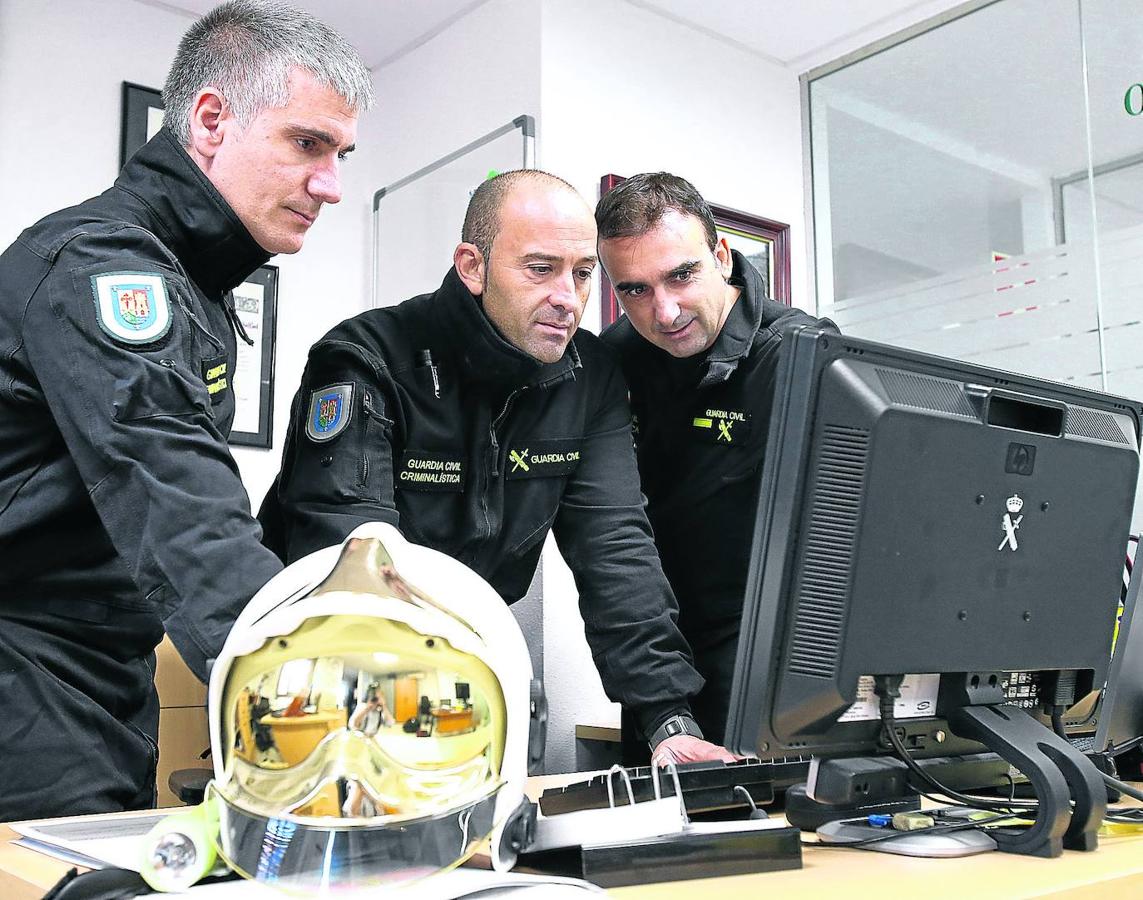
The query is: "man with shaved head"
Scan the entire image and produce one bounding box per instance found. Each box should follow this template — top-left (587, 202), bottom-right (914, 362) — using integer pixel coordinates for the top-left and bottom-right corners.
top-left (262, 170), bottom-right (733, 765)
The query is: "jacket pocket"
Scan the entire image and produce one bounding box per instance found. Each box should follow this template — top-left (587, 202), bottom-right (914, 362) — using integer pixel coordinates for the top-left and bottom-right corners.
top-left (506, 508), bottom-right (558, 558)
top-left (111, 362), bottom-right (208, 422)
top-left (360, 389), bottom-right (393, 497)
top-left (720, 458), bottom-right (762, 485)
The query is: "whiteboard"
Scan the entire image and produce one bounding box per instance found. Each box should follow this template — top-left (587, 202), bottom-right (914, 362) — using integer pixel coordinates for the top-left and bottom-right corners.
top-left (371, 116), bottom-right (535, 308)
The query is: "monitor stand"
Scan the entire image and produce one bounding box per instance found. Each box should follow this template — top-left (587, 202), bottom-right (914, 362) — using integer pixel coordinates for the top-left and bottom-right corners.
top-left (946, 703), bottom-right (1106, 857)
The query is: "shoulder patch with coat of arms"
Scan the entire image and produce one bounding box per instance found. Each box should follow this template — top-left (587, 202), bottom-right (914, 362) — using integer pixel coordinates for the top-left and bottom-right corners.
top-left (306, 383), bottom-right (354, 442)
top-left (89, 272), bottom-right (173, 345)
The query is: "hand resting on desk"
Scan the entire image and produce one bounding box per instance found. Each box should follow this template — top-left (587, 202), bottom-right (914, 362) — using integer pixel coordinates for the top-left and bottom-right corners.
top-left (651, 735), bottom-right (741, 767)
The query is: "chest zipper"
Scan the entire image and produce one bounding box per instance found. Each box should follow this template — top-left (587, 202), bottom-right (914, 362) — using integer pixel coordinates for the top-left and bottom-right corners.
top-left (361, 391), bottom-right (390, 488)
top-left (489, 391), bottom-right (518, 479)
top-left (481, 387), bottom-right (526, 543)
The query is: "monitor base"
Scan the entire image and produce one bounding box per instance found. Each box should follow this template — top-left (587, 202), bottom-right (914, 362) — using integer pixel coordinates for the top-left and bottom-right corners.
top-left (816, 818), bottom-right (998, 857)
top-left (946, 703), bottom-right (1106, 857)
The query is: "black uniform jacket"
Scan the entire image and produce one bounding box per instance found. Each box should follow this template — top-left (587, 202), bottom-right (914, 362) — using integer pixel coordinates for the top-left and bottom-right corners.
top-left (0, 128), bottom-right (284, 679)
top-left (260, 268), bottom-right (704, 736)
top-left (602, 251), bottom-right (834, 640)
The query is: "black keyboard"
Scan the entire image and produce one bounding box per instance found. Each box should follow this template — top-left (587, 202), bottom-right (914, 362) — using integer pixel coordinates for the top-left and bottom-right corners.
top-left (538, 757), bottom-right (810, 817)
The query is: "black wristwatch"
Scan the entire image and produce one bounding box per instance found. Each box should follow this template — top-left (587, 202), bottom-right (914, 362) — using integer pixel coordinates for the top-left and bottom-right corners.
top-left (648, 714), bottom-right (704, 749)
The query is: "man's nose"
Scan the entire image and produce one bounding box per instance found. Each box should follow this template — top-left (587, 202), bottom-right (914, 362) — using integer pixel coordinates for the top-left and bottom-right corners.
top-left (549, 270), bottom-right (579, 314)
top-left (654, 295), bottom-right (681, 328)
top-left (308, 159), bottom-right (343, 205)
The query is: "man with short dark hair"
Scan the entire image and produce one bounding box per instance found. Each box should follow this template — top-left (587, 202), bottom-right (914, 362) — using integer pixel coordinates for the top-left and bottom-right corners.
top-left (261, 170), bottom-right (734, 766)
top-left (0, 0), bottom-right (372, 817)
top-left (598, 173), bottom-right (834, 749)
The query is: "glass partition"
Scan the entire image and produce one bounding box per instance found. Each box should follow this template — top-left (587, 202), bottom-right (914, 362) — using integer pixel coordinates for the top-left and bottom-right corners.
top-left (805, 0), bottom-right (1143, 525)
top-left (1076, 1), bottom-right (1143, 405)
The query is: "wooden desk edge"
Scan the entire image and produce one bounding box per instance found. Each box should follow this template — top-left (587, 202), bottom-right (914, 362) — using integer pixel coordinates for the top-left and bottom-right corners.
top-left (3, 783), bottom-right (1143, 899)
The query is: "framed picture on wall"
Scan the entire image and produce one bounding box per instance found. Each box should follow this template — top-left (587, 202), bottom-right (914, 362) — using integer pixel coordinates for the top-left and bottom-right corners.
top-left (228, 265), bottom-right (279, 449)
top-left (120, 82), bottom-right (165, 169)
top-left (598, 174), bottom-right (792, 328)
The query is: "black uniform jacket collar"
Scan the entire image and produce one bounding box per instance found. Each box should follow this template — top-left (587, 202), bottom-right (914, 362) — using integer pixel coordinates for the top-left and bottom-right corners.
top-left (696, 249), bottom-right (767, 389)
top-left (112, 128), bottom-right (269, 296)
top-left (434, 266), bottom-right (581, 391)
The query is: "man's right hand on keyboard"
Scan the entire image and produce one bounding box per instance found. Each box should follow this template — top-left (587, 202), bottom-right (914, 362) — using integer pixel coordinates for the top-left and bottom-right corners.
top-left (652, 735), bottom-right (742, 768)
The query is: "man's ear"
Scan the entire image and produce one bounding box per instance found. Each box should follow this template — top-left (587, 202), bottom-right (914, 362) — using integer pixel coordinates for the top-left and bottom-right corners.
top-left (714, 237), bottom-right (734, 280)
top-left (187, 87), bottom-right (230, 164)
top-left (453, 242), bottom-right (486, 295)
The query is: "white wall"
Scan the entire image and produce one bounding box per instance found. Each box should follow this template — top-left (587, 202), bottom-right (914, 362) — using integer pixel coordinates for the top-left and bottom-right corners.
top-left (363, 0), bottom-right (541, 206)
top-left (360, 0), bottom-right (541, 316)
top-left (0, 0), bottom-right (193, 246)
top-left (540, 0), bottom-right (808, 323)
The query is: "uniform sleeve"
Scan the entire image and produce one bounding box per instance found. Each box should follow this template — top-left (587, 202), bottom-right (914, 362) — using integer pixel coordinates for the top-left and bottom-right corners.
top-left (20, 230), bottom-right (282, 680)
top-left (260, 338), bottom-right (400, 563)
top-left (551, 354), bottom-right (704, 740)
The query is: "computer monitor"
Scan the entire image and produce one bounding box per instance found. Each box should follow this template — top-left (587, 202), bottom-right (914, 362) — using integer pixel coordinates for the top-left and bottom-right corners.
top-left (725, 326), bottom-right (1141, 858)
top-left (1095, 544), bottom-right (1143, 756)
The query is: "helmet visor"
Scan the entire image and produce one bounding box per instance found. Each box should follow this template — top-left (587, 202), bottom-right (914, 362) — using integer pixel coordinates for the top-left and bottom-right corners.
top-left (209, 781), bottom-right (501, 892)
top-left (217, 614), bottom-right (506, 821)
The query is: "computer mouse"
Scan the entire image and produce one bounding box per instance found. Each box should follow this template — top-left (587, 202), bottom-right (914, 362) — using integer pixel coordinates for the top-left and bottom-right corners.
top-left (43, 866), bottom-right (152, 900)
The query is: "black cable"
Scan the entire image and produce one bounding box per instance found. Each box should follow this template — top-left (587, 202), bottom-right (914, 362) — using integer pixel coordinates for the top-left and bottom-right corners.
top-left (804, 811), bottom-right (1015, 850)
top-left (732, 784), bottom-right (761, 816)
top-left (874, 678), bottom-right (1037, 814)
top-left (876, 680), bottom-right (1143, 827)
top-left (1105, 808), bottom-right (1143, 823)
top-left (885, 718), bottom-right (1036, 813)
top-left (1047, 710), bottom-right (1143, 804)
top-left (1102, 771), bottom-right (1143, 803)
top-left (890, 754), bottom-right (1018, 811)
top-left (907, 782), bottom-right (1032, 817)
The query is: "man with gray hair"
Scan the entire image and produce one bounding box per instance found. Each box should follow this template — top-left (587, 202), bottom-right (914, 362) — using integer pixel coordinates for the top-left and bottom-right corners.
top-left (0, 0), bottom-right (371, 818)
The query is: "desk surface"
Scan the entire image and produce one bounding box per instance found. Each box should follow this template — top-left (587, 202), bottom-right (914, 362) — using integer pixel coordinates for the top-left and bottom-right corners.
top-left (3, 785), bottom-right (1142, 899)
